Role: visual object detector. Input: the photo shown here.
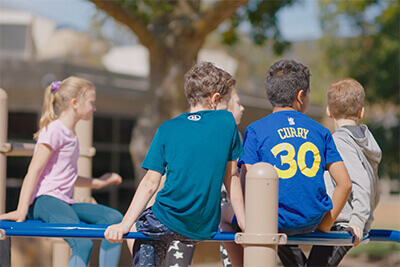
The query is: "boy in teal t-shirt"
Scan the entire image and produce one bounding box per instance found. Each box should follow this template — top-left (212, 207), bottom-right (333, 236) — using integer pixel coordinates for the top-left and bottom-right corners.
top-left (104, 62), bottom-right (245, 266)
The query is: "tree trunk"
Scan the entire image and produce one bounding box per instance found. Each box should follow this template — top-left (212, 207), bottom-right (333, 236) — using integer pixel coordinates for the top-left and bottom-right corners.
top-left (129, 39), bottom-right (203, 185)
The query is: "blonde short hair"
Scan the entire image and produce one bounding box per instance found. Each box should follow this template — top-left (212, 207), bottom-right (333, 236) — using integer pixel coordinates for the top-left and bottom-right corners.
top-left (327, 78), bottom-right (365, 120)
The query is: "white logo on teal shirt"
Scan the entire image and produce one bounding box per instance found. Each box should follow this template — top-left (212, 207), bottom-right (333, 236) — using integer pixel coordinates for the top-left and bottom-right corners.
top-left (188, 114), bottom-right (201, 121)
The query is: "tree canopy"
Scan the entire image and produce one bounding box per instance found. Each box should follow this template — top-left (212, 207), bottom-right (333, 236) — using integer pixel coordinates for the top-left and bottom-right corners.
top-left (319, 0), bottom-right (399, 104)
top-left (87, 0), bottom-right (295, 180)
top-left (319, 0), bottom-right (399, 182)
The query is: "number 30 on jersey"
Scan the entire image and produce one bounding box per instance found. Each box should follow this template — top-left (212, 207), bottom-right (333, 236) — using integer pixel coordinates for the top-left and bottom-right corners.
top-left (270, 142), bottom-right (321, 179)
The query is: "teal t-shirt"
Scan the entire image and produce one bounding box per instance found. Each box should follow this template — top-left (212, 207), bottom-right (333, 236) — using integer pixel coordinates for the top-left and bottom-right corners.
top-left (142, 110), bottom-right (243, 240)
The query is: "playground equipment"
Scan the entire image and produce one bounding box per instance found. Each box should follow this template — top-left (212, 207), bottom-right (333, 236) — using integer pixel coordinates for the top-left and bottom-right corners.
top-left (0, 88), bottom-right (399, 266)
top-left (4, 219), bottom-right (391, 245)
top-left (0, 88), bottom-right (95, 266)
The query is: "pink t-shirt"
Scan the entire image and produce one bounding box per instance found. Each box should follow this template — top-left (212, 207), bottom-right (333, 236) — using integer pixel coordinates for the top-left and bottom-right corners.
top-left (30, 120), bottom-right (79, 205)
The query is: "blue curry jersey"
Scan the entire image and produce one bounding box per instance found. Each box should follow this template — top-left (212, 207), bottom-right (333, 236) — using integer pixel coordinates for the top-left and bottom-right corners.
top-left (238, 110), bottom-right (342, 231)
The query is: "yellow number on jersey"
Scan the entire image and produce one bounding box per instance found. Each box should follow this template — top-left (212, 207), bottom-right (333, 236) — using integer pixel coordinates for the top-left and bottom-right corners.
top-left (271, 142), bottom-right (321, 179)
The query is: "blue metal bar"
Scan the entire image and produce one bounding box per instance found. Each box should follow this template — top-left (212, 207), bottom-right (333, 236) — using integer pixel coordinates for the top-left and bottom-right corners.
top-left (369, 229), bottom-right (400, 243)
top-left (1, 220), bottom-right (398, 245)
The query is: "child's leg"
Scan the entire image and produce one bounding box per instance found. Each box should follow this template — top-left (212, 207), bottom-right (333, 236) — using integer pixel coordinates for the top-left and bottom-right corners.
top-left (133, 239), bottom-right (171, 266)
top-left (307, 224), bottom-right (352, 266)
top-left (221, 238), bottom-right (242, 267)
top-left (133, 208), bottom-right (195, 266)
top-left (220, 202), bottom-right (243, 267)
top-left (132, 208), bottom-right (172, 266)
top-left (0, 237), bottom-right (11, 267)
top-left (307, 245), bottom-right (352, 266)
top-left (29, 195), bottom-right (93, 267)
top-left (278, 245), bottom-right (306, 267)
top-left (165, 241), bottom-right (196, 266)
top-left (277, 225), bottom-right (320, 267)
top-left (71, 202), bottom-right (123, 267)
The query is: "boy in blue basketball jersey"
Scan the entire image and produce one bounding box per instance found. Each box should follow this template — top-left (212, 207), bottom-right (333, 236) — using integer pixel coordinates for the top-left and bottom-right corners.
top-left (223, 59), bottom-right (352, 266)
top-left (104, 62), bottom-right (245, 266)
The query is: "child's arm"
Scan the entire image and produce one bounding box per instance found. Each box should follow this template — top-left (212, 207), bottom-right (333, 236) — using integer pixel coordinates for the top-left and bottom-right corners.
top-left (335, 137), bottom-right (372, 246)
top-left (239, 163), bottom-right (252, 197)
top-left (318, 161), bottom-right (352, 232)
top-left (224, 160), bottom-right (245, 231)
top-left (0, 144), bottom-right (53, 222)
top-left (104, 170), bottom-right (162, 243)
top-left (74, 173), bottom-right (122, 189)
top-left (146, 174), bottom-right (166, 208)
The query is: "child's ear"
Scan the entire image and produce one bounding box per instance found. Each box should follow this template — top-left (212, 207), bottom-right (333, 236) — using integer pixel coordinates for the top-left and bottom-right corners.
top-left (326, 106), bottom-right (332, 118)
top-left (297, 90), bottom-right (306, 105)
top-left (210, 92), bottom-right (221, 109)
top-left (358, 107), bottom-right (365, 120)
top-left (71, 98), bottom-right (78, 110)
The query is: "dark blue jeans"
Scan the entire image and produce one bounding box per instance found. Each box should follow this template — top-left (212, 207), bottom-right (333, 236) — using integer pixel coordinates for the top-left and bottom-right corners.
top-left (28, 195), bottom-right (123, 267)
top-left (133, 208), bottom-right (197, 266)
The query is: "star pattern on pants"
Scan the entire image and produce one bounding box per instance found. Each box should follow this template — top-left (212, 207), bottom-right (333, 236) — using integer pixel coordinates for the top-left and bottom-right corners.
top-left (168, 241), bottom-right (181, 252)
top-left (223, 257), bottom-right (232, 267)
top-left (173, 251), bottom-right (184, 259)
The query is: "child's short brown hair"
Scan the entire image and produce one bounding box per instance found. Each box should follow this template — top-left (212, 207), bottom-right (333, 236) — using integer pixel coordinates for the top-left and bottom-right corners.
top-left (184, 61), bottom-right (236, 108)
top-left (327, 78), bottom-right (365, 120)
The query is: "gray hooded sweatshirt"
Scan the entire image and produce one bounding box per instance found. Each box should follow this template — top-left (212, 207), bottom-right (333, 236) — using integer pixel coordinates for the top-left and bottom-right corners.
top-left (324, 124), bottom-right (382, 232)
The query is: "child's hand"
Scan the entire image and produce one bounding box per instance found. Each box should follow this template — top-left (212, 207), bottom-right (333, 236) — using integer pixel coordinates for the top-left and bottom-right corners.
top-left (104, 222), bottom-right (131, 243)
top-left (346, 224), bottom-right (363, 246)
top-left (0, 210), bottom-right (27, 222)
top-left (99, 173), bottom-right (122, 188)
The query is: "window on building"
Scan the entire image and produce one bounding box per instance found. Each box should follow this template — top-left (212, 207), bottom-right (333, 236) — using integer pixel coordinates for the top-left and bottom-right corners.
top-left (0, 24), bottom-right (29, 59)
top-left (92, 115), bottom-right (136, 210)
top-left (6, 111), bottom-right (38, 212)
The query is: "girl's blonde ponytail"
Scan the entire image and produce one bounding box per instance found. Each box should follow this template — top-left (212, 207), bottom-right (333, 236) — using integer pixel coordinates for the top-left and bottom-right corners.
top-left (33, 85), bottom-right (57, 139)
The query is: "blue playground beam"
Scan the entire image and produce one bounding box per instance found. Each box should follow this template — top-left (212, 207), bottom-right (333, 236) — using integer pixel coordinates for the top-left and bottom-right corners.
top-left (0, 220), bottom-right (399, 246)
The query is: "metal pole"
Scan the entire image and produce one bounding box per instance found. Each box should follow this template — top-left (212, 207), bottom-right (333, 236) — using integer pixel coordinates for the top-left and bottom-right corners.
top-left (243, 162), bottom-right (282, 266)
top-left (0, 88), bottom-right (11, 267)
top-left (0, 88), bottom-right (8, 215)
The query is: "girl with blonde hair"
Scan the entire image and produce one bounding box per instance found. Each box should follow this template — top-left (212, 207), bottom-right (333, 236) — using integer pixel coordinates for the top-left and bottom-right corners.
top-left (0, 76), bottom-right (123, 267)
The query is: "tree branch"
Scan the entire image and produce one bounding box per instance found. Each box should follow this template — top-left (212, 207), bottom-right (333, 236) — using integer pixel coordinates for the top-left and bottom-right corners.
top-left (88, 0), bottom-right (155, 48)
top-left (195, 0), bottom-right (249, 38)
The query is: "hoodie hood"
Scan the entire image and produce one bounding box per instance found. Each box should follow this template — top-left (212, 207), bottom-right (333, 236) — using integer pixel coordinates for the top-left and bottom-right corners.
top-left (340, 125), bottom-right (382, 167)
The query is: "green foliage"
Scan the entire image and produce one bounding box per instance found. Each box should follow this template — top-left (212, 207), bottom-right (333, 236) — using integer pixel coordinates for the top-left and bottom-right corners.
top-left (115, 0), bottom-right (177, 26)
top-left (369, 115), bottom-right (400, 183)
top-left (221, 0), bottom-right (294, 54)
top-left (109, 0), bottom-right (294, 54)
top-left (319, 0), bottom-right (399, 104)
top-left (319, 0), bottom-right (400, 181)
top-left (348, 241), bottom-right (400, 258)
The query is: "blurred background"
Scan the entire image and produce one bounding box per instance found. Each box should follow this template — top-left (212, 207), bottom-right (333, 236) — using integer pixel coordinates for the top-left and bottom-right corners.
top-left (0, 0), bottom-right (398, 266)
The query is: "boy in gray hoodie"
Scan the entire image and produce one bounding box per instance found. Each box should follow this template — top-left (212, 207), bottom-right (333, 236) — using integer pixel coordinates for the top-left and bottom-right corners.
top-left (307, 78), bottom-right (382, 266)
